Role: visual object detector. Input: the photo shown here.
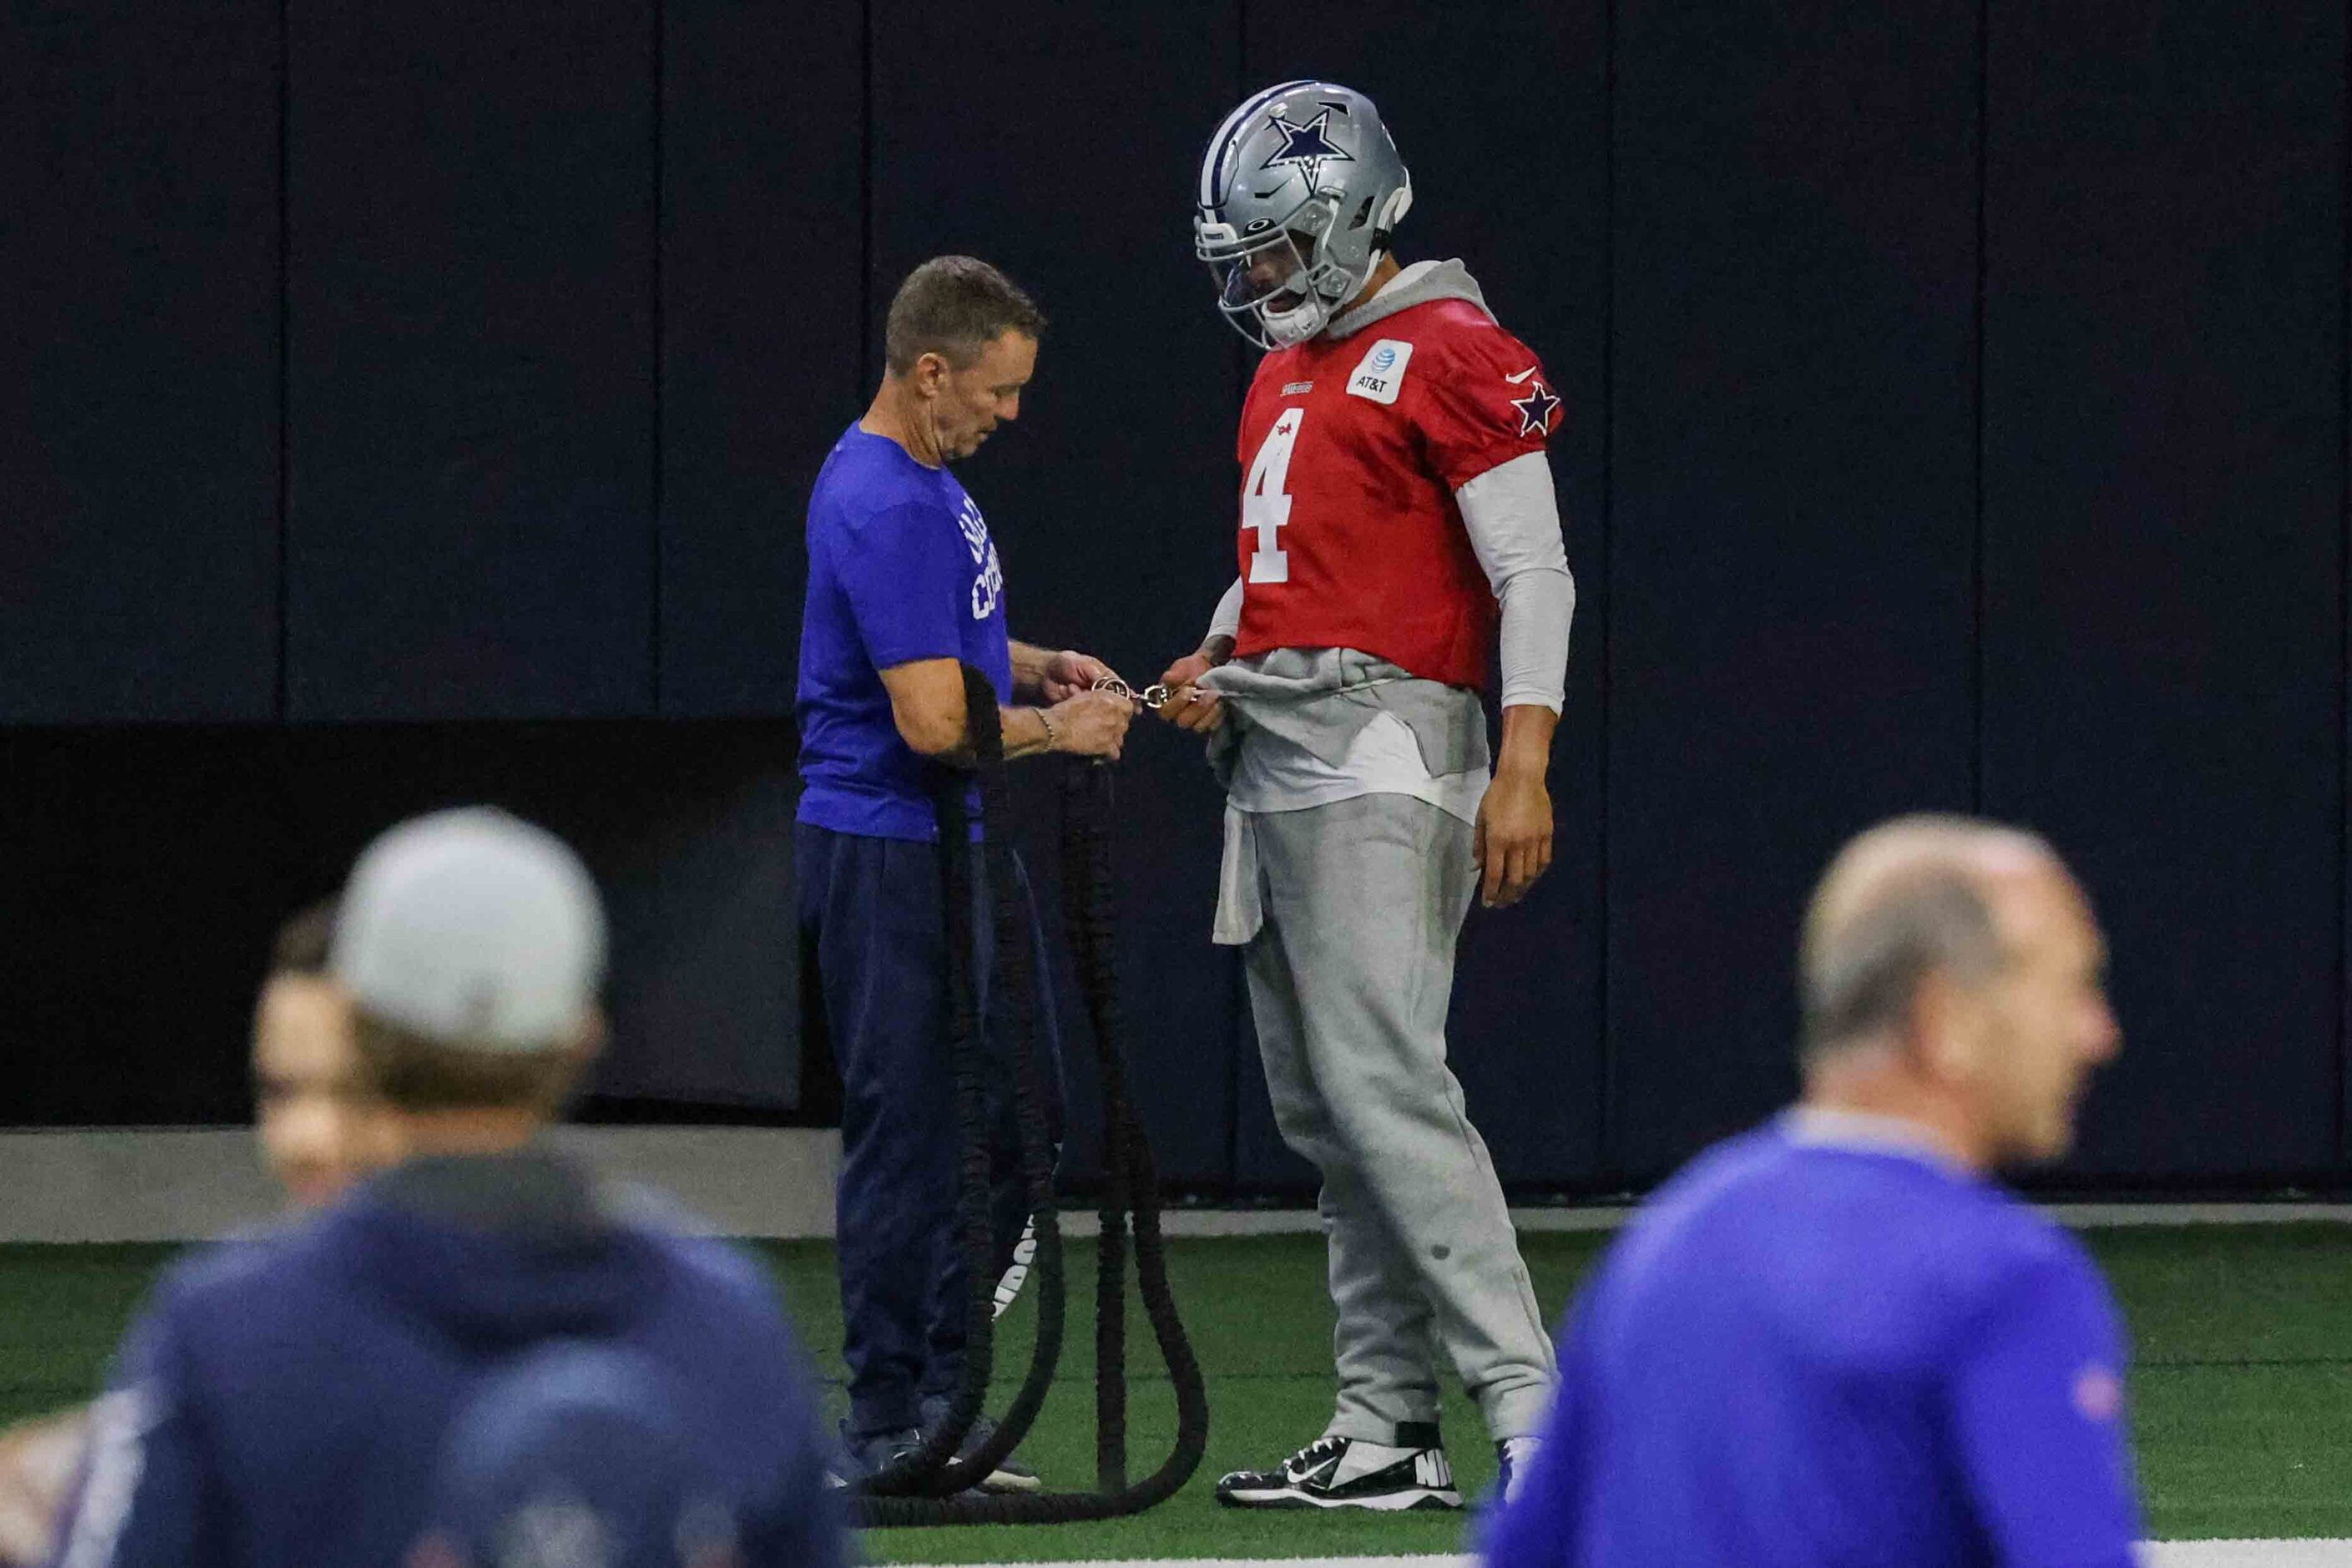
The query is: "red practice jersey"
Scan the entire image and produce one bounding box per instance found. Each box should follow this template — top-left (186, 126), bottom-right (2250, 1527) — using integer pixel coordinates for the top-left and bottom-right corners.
top-left (1232, 295), bottom-right (1561, 691)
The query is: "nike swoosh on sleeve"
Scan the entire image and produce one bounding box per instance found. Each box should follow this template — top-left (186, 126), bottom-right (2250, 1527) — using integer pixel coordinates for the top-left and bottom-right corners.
top-left (1504, 367), bottom-right (1539, 384)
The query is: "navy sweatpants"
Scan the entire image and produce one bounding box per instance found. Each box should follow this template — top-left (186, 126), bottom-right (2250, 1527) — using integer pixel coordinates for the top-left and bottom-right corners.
top-left (795, 822), bottom-right (1063, 1439)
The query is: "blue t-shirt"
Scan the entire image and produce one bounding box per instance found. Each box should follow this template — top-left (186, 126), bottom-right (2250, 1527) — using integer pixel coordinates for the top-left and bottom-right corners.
top-left (796, 425), bottom-right (1013, 840)
top-left (1484, 1118), bottom-right (2142, 1568)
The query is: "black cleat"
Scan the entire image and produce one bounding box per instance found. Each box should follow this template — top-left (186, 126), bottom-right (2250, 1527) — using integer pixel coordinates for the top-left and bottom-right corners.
top-left (1216, 1429), bottom-right (1461, 1511)
top-left (918, 1395), bottom-right (1042, 1495)
top-left (825, 1423), bottom-right (919, 1490)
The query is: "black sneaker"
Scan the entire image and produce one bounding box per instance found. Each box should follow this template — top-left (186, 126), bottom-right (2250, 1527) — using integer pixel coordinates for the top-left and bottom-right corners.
top-left (918, 1394), bottom-right (1042, 1495)
top-left (1216, 1427), bottom-right (1460, 1511)
top-left (825, 1422), bottom-right (920, 1490)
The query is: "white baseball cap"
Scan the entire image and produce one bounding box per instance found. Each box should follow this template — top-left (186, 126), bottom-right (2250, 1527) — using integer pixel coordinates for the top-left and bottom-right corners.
top-left (331, 807), bottom-right (607, 1053)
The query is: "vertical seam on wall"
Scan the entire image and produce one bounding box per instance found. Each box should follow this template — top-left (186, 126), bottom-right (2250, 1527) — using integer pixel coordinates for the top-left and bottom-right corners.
top-left (859, 0), bottom-right (875, 394)
top-left (650, 0), bottom-right (665, 715)
top-left (1229, 0), bottom-right (1251, 484)
top-left (1223, 0), bottom-right (1248, 1199)
top-left (1233, 0), bottom-right (1248, 119)
top-left (2323, 0), bottom-right (2352, 1169)
top-left (275, 0), bottom-right (291, 721)
top-left (1596, 0), bottom-right (1618, 1182)
top-left (1971, 0), bottom-right (1990, 814)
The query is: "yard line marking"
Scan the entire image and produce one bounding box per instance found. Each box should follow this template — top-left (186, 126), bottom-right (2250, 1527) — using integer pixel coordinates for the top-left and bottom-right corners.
top-left (897, 1543), bottom-right (2352, 1568)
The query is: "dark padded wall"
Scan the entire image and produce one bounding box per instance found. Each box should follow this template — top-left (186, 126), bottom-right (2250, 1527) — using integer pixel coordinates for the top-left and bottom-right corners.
top-left (1, 728), bottom-right (308, 1122)
top-left (1982, 3), bottom-right (2345, 1176)
top-left (656, 1), bottom-right (862, 716)
top-left (6, 0), bottom-right (2352, 1196)
top-left (284, 0), bottom-right (657, 721)
top-left (1606, 0), bottom-right (1980, 1180)
top-left (0, 721), bottom-right (800, 1123)
top-left (1232, 3), bottom-right (1611, 1189)
top-left (0, 0), bottom-right (279, 723)
top-left (867, 0), bottom-right (1242, 1186)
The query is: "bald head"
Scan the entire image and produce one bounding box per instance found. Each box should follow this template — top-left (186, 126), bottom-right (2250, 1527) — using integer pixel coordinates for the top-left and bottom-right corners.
top-left (1798, 814), bottom-right (2119, 1167)
top-left (1801, 816), bottom-right (2057, 1060)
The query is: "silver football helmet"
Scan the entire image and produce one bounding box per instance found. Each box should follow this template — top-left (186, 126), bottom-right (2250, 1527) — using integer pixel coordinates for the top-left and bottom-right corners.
top-left (1194, 81), bottom-right (1414, 350)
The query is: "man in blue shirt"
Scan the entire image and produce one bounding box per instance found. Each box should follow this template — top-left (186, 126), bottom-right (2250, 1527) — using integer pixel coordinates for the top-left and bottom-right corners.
top-left (48, 809), bottom-right (845, 1568)
top-left (796, 255), bottom-right (1133, 1487)
top-left (1485, 814), bottom-right (2140, 1568)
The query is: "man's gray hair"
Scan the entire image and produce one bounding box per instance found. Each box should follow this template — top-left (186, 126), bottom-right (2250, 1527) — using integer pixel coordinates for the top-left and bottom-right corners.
top-left (883, 255), bottom-right (1045, 376)
top-left (1798, 814), bottom-right (2052, 1060)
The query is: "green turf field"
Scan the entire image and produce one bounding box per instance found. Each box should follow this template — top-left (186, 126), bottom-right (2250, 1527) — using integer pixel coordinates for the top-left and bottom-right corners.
top-left (3, 1224), bottom-right (2349, 1560)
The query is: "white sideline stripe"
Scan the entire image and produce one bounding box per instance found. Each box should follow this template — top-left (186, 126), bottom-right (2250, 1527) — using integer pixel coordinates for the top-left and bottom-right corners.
top-left (898, 1560), bottom-right (1475, 1568)
top-left (2144, 1546), bottom-right (2352, 1567)
top-left (3, 1126), bottom-right (2352, 1242)
top-left (1515, 1201), bottom-right (2352, 1234)
top-left (898, 1546), bottom-right (2352, 1568)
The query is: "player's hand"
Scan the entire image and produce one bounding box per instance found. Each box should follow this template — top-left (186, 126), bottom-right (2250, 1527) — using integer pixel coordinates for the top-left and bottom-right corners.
top-left (1041, 650), bottom-right (1119, 704)
top-left (1473, 768), bottom-right (1554, 908)
top-left (1153, 651), bottom-right (1226, 734)
top-left (1046, 689), bottom-right (1135, 760)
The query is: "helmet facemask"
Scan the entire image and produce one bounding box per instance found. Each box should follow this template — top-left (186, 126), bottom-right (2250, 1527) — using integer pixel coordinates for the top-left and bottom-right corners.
top-left (1196, 195), bottom-right (1363, 350)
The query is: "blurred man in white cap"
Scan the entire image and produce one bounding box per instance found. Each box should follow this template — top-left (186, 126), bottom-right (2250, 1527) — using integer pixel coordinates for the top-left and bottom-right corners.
top-left (47, 808), bottom-right (846, 1568)
top-left (0, 901), bottom-right (401, 1568)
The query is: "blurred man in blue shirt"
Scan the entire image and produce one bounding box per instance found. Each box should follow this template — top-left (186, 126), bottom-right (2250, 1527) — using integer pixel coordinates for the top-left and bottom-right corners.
top-left (795, 256), bottom-right (1133, 1488)
top-left (48, 810), bottom-right (844, 1568)
top-left (1485, 814), bottom-right (2137, 1568)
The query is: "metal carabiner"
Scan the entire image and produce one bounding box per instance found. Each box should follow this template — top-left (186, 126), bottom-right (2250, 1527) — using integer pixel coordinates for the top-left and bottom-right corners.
top-left (1091, 675), bottom-right (1180, 710)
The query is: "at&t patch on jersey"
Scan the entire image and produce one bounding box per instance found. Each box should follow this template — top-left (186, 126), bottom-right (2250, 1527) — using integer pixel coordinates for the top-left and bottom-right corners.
top-left (1346, 338), bottom-right (1414, 404)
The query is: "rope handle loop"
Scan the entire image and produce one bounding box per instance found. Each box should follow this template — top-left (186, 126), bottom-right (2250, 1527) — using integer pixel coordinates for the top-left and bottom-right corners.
top-left (852, 665), bottom-right (1207, 1526)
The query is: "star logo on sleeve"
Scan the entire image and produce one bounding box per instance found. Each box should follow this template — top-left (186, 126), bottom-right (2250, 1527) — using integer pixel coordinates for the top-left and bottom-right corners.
top-left (1259, 106), bottom-right (1354, 190)
top-left (1508, 375), bottom-right (1560, 438)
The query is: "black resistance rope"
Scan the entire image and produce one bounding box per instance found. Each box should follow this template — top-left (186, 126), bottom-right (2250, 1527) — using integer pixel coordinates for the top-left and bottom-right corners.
top-left (851, 665), bottom-right (1209, 1526)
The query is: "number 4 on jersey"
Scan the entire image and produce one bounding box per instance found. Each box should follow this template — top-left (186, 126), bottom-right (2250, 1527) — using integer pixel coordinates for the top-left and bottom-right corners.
top-left (1243, 407), bottom-right (1303, 584)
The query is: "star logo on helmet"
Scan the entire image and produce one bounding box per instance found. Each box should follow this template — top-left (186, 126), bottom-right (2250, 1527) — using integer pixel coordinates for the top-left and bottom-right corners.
top-left (1510, 377), bottom-right (1561, 437)
top-left (1260, 106), bottom-right (1353, 190)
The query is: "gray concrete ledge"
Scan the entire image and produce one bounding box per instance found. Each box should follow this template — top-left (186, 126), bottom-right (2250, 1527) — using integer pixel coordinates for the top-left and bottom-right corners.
top-left (0, 1126), bottom-right (839, 1243)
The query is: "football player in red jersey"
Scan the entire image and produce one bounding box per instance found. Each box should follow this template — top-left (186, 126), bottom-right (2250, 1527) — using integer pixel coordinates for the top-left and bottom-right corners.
top-left (1157, 82), bottom-right (1576, 1513)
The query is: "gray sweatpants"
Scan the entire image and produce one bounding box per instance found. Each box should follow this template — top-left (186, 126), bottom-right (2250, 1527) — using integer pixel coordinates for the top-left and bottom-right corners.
top-left (1233, 792), bottom-right (1557, 1445)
